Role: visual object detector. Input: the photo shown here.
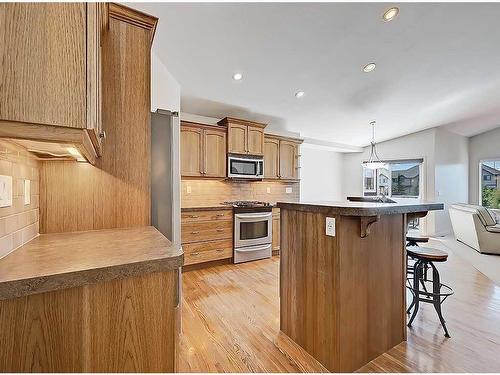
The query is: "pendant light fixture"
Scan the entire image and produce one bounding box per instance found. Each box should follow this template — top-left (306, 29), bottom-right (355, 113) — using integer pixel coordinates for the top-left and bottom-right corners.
top-left (362, 121), bottom-right (387, 170)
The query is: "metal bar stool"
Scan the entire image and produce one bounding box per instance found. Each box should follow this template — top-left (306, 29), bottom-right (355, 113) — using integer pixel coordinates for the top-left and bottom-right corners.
top-left (406, 246), bottom-right (454, 338)
top-left (406, 236), bottom-right (430, 291)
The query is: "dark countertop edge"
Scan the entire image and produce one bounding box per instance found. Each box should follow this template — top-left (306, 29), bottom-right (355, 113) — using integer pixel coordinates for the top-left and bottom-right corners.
top-left (0, 246), bottom-right (183, 301)
top-left (182, 206), bottom-right (233, 211)
top-left (277, 202), bottom-right (444, 216)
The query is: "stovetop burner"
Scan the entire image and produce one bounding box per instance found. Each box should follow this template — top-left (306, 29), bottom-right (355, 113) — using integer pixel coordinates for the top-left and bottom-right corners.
top-left (222, 200), bottom-right (272, 208)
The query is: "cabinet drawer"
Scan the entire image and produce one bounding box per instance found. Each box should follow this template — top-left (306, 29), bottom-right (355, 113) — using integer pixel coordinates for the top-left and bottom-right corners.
top-left (181, 220), bottom-right (233, 243)
top-left (181, 209), bottom-right (232, 223)
top-left (183, 239), bottom-right (233, 266)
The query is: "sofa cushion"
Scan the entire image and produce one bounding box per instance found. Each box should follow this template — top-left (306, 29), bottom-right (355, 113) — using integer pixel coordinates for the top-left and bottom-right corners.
top-left (489, 209), bottom-right (500, 224)
top-left (486, 224), bottom-right (500, 233)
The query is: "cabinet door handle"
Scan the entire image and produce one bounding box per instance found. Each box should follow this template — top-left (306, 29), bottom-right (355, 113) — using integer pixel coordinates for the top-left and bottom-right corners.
top-left (191, 231), bottom-right (199, 234)
top-left (190, 215), bottom-right (199, 218)
top-left (216, 213), bottom-right (225, 217)
top-left (216, 249), bottom-right (225, 252)
top-left (192, 252), bottom-right (200, 256)
top-left (216, 229), bottom-right (224, 232)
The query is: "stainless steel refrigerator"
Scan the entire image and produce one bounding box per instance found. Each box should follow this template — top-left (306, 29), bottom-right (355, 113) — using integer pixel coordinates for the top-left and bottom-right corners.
top-left (151, 109), bottom-right (180, 243)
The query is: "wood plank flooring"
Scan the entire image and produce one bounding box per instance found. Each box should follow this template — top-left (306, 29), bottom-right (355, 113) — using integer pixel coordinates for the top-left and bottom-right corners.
top-left (179, 239), bottom-right (500, 372)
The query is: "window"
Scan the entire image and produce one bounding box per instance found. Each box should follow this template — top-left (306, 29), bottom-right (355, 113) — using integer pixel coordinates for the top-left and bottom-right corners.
top-left (480, 160), bottom-right (500, 208)
top-left (363, 160), bottom-right (422, 198)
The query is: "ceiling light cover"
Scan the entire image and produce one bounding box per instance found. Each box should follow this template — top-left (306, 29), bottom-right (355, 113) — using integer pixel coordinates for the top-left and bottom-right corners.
top-left (232, 73), bottom-right (243, 81)
top-left (383, 7), bottom-right (399, 22)
top-left (295, 91), bottom-right (305, 98)
top-left (362, 121), bottom-right (387, 170)
top-left (363, 63), bottom-right (376, 73)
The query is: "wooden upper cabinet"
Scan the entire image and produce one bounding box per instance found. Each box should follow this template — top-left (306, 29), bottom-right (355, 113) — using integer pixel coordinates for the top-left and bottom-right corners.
top-left (264, 137), bottom-right (280, 179)
top-left (227, 123), bottom-right (247, 154)
top-left (0, 3), bottom-right (109, 162)
top-left (181, 126), bottom-right (203, 177)
top-left (263, 135), bottom-right (303, 180)
top-left (181, 122), bottom-right (227, 178)
top-left (247, 126), bottom-right (264, 155)
top-left (204, 128), bottom-right (226, 177)
top-left (218, 117), bottom-right (266, 156)
top-left (279, 141), bottom-right (299, 180)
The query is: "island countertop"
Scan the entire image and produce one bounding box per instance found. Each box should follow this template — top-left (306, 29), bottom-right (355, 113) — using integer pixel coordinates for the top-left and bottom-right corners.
top-left (0, 226), bottom-right (183, 300)
top-left (277, 198), bottom-right (443, 216)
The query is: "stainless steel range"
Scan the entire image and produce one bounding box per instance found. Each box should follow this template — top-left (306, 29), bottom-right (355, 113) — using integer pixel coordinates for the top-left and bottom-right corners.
top-left (223, 201), bottom-right (273, 264)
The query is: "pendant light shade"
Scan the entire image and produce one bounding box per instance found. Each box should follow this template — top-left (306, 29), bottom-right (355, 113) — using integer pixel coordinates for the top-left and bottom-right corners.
top-left (362, 121), bottom-right (387, 170)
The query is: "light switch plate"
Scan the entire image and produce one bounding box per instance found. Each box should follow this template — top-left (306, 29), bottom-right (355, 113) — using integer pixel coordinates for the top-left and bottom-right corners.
top-left (285, 187), bottom-right (293, 194)
top-left (326, 217), bottom-right (336, 237)
top-left (186, 185), bottom-right (192, 194)
top-left (266, 187), bottom-right (271, 194)
top-left (0, 175), bottom-right (13, 208)
top-left (24, 180), bottom-right (31, 205)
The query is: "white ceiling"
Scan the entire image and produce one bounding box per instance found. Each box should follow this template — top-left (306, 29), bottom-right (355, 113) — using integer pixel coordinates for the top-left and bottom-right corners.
top-left (131, 2), bottom-right (500, 147)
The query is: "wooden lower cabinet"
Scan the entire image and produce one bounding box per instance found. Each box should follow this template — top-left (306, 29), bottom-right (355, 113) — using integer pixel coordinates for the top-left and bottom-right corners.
top-left (0, 270), bottom-right (179, 372)
top-left (181, 208), bottom-right (233, 266)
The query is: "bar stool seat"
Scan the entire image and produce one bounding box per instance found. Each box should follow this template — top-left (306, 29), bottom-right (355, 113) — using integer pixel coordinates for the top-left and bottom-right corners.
top-left (406, 235), bottom-right (429, 247)
top-left (406, 246), bottom-right (453, 337)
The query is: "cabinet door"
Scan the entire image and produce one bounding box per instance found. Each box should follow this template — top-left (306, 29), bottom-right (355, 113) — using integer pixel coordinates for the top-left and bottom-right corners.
top-left (204, 129), bottom-right (226, 177)
top-left (279, 141), bottom-right (298, 180)
top-left (227, 124), bottom-right (247, 154)
top-left (247, 125), bottom-right (264, 155)
top-left (181, 127), bottom-right (203, 176)
top-left (0, 3), bottom-right (87, 128)
top-left (264, 138), bottom-right (280, 179)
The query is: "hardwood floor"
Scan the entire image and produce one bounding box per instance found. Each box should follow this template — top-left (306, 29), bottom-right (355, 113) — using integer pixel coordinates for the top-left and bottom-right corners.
top-left (179, 239), bottom-right (500, 372)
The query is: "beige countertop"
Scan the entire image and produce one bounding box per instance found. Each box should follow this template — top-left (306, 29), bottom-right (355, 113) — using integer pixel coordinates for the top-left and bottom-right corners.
top-left (0, 226), bottom-right (183, 300)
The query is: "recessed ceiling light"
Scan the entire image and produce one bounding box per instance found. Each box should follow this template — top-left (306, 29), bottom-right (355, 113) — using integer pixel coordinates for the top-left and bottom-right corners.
top-left (383, 7), bottom-right (399, 22)
top-left (232, 73), bottom-right (243, 81)
top-left (295, 91), bottom-right (305, 98)
top-left (363, 63), bottom-right (376, 73)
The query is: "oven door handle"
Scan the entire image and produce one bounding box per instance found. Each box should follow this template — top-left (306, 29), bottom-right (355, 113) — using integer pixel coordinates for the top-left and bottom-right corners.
top-left (235, 244), bottom-right (272, 252)
top-left (235, 212), bottom-right (272, 220)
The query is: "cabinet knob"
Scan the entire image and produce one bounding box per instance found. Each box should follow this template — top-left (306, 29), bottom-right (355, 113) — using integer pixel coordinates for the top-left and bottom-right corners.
top-left (99, 131), bottom-right (106, 139)
top-left (216, 214), bottom-right (225, 217)
top-left (190, 215), bottom-right (199, 218)
top-left (192, 252), bottom-right (200, 256)
top-left (191, 231), bottom-right (199, 234)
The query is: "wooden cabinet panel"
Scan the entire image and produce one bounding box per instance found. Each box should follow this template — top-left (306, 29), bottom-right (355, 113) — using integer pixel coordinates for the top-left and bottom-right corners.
top-left (264, 138), bottom-right (280, 179)
top-left (181, 127), bottom-right (203, 177)
top-left (181, 209), bottom-right (232, 223)
top-left (228, 124), bottom-right (247, 154)
top-left (181, 220), bottom-right (232, 243)
top-left (279, 141), bottom-right (298, 180)
top-left (183, 239), bottom-right (233, 266)
top-left (272, 209), bottom-right (280, 253)
top-left (204, 129), bottom-right (226, 177)
top-left (0, 3), bottom-right (87, 129)
top-left (247, 126), bottom-right (264, 155)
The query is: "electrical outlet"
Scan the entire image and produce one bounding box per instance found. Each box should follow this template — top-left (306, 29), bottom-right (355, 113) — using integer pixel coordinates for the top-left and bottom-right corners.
top-left (326, 217), bottom-right (336, 237)
top-left (285, 187), bottom-right (293, 194)
top-left (186, 185), bottom-right (192, 194)
top-left (24, 180), bottom-right (31, 205)
top-left (266, 187), bottom-right (271, 194)
top-left (0, 175), bottom-right (12, 208)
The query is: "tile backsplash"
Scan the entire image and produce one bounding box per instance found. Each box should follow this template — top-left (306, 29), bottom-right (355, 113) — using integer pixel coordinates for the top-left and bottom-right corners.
top-left (0, 140), bottom-right (39, 259)
top-left (181, 179), bottom-right (300, 207)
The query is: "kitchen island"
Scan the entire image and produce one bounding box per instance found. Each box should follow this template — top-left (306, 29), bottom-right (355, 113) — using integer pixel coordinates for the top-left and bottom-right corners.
top-left (277, 199), bottom-right (443, 372)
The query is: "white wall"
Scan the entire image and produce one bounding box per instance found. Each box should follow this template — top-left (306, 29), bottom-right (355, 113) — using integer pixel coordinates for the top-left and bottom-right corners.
top-left (434, 128), bottom-right (469, 236)
top-left (151, 52), bottom-right (180, 112)
top-left (469, 126), bottom-right (500, 204)
top-left (300, 147), bottom-right (343, 202)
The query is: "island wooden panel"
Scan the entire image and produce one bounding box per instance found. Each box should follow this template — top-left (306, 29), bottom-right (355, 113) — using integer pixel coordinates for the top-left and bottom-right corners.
top-left (280, 209), bottom-right (406, 372)
top-left (0, 270), bottom-right (177, 372)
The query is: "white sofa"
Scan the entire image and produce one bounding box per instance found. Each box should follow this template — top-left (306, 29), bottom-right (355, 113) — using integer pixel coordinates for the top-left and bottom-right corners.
top-left (449, 204), bottom-right (500, 255)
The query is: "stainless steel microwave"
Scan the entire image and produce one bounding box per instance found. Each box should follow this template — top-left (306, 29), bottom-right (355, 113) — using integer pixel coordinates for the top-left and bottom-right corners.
top-left (227, 154), bottom-right (264, 179)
